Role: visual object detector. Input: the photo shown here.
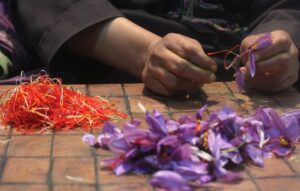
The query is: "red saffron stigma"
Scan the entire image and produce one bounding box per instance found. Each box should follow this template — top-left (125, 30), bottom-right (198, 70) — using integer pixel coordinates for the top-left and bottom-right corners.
top-left (0, 74), bottom-right (127, 134)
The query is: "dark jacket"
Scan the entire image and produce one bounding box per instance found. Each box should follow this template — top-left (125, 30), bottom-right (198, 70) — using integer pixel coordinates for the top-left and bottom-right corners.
top-left (6, 0), bottom-right (300, 82)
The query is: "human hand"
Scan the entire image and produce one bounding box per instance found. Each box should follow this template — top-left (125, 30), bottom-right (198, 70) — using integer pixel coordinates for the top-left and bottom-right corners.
top-left (240, 30), bottom-right (299, 92)
top-left (142, 33), bottom-right (217, 96)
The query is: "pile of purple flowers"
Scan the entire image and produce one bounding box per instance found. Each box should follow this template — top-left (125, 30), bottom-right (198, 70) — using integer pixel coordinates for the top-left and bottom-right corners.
top-left (83, 106), bottom-right (300, 191)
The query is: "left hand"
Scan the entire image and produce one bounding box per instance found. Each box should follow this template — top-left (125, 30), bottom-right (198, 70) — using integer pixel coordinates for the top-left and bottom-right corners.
top-left (240, 30), bottom-right (299, 92)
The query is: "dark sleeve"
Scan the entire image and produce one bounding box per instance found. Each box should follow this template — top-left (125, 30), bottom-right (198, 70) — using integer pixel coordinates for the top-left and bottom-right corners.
top-left (8, 0), bottom-right (123, 65)
top-left (248, 0), bottom-right (300, 49)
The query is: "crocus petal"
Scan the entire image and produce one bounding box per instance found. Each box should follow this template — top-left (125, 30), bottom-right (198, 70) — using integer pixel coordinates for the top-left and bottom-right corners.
top-left (82, 133), bottom-right (96, 146)
top-left (114, 162), bottom-right (132, 176)
top-left (97, 133), bottom-right (112, 148)
top-left (196, 105), bottom-right (208, 120)
top-left (166, 120), bottom-right (179, 133)
top-left (272, 146), bottom-right (291, 157)
top-left (150, 170), bottom-right (192, 191)
top-left (123, 118), bottom-right (141, 132)
top-left (235, 68), bottom-right (245, 92)
top-left (103, 121), bottom-right (121, 135)
top-left (245, 144), bottom-right (264, 167)
top-left (249, 52), bottom-right (256, 77)
top-left (146, 111), bottom-right (168, 137)
top-left (175, 160), bottom-right (208, 181)
top-left (252, 33), bottom-right (272, 50)
top-left (171, 144), bottom-right (193, 161)
top-left (208, 130), bottom-right (221, 159)
top-left (108, 137), bottom-right (131, 154)
top-left (283, 116), bottom-right (300, 143)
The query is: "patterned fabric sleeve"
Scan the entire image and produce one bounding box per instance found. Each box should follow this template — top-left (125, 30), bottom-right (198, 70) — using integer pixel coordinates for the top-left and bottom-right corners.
top-left (0, 0), bottom-right (14, 78)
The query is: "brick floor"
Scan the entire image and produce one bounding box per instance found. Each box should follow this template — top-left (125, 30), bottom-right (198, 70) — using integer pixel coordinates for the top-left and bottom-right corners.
top-left (0, 82), bottom-right (299, 191)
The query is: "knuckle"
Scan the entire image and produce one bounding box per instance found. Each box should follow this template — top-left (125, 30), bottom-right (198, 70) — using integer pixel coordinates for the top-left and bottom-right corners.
top-left (169, 60), bottom-right (189, 74)
top-left (182, 43), bottom-right (196, 55)
top-left (275, 34), bottom-right (291, 50)
top-left (164, 33), bottom-right (177, 40)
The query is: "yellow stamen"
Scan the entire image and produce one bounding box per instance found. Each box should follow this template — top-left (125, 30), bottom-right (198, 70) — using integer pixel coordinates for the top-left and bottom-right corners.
top-left (195, 119), bottom-right (202, 133)
top-left (279, 136), bottom-right (289, 146)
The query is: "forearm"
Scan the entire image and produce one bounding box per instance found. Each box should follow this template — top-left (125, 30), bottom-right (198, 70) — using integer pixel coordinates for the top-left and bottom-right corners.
top-left (66, 17), bottom-right (161, 79)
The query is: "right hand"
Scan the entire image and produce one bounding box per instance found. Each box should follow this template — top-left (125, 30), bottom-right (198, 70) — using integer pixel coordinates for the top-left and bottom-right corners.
top-left (142, 33), bottom-right (217, 96)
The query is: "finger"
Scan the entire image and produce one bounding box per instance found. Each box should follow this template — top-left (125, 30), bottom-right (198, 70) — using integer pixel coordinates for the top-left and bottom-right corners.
top-left (247, 74), bottom-right (295, 93)
top-left (145, 78), bottom-right (174, 96)
top-left (149, 63), bottom-right (200, 91)
top-left (245, 51), bottom-right (290, 75)
top-left (164, 34), bottom-right (217, 72)
top-left (242, 31), bottom-right (292, 62)
top-left (161, 48), bottom-right (216, 83)
top-left (274, 75), bottom-right (298, 92)
top-left (245, 42), bottom-right (298, 78)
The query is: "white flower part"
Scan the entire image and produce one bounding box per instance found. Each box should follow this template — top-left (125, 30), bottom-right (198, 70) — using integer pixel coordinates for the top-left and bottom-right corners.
top-left (191, 146), bottom-right (214, 162)
top-left (259, 128), bottom-right (269, 148)
top-left (138, 102), bottom-right (147, 113)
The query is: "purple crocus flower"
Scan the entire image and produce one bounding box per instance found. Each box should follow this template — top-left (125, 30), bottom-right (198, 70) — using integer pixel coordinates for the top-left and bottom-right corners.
top-left (97, 121), bottom-right (122, 148)
top-left (207, 130), bottom-right (241, 182)
top-left (247, 33), bottom-right (272, 78)
top-left (253, 107), bottom-right (300, 157)
top-left (157, 136), bottom-right (181, 162)
top-left (150, 170), bottom-right (192, 191)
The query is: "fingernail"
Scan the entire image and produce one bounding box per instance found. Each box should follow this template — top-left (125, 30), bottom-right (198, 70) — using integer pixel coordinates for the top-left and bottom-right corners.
top-left (208, 74), bottom-right (216, 82)
top-left (211, 64), bottom-right (217, 72)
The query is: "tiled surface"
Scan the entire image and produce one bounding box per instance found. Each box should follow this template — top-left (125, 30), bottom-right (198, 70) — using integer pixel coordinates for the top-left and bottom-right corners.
top-left (0, 82), bottom-right (299, 191)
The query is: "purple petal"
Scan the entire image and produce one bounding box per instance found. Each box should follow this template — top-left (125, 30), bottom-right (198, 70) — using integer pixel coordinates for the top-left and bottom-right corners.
top-left (249, 52), bottom-right (256, 77)
top-left (150, 170), bottom-right (192, 191)
top-left (197, 174), bottom-right (213, 185)
top-left (108, 137), bottom-right (131, 154)
top-left (123, 119), bottom-right (141, 132)
top-left (284, 117), bottom-right (300, 143)
top-left (157, 136), bottom-right (180, 158)
top-left (282, 115), bottom-right (300, 143)
top-left (175, 160), bottom-right (208, 181)
top-left (102, 122), bottom-right (121, 135)
top-left (235, 68), bottom-right (245, 92)
top-left (171, 144), bottom-right (193, 161)
top-left (114, 162), bottom-right (132, 176)
top-left (248, 33), bottom-right (272, 51)
top-left (97, 134), bottom-right (111, 148)
top-left (166, 120), bottom-right (179, 133)
top-left (196, 105), bottom-right (208, 120)
top-left (146, 111), bottom-right (168, 137)
top-left (272, 145), bottom-right (291, 157)
top-left (252, 33), bottom-right (272, 50)
top-left (82, 133), bottom-right (97, 146)
top-left (245, 144), bottom-right (264, 167)
top-left (208, 130), bottom-right (221, 158)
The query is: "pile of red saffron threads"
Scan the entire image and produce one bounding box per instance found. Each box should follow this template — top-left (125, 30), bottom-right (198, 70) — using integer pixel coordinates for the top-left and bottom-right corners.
top-left (0, 75), bottom-right (127, 134)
